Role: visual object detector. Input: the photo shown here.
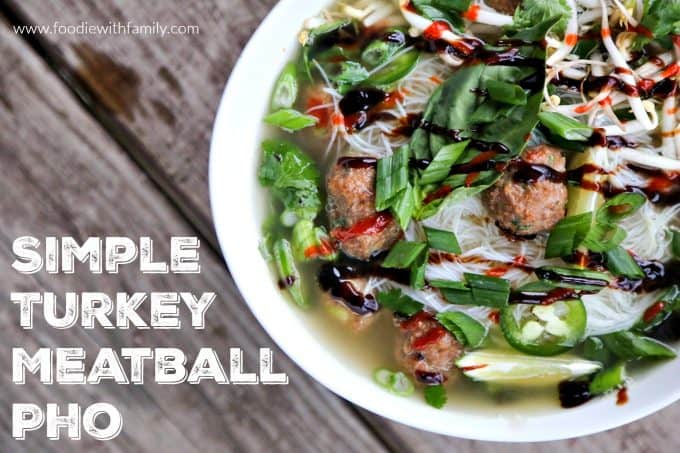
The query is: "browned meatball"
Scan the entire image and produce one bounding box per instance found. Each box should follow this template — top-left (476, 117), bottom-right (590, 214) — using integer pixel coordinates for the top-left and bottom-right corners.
top-left (483, 145), bottom-right (568, 236)
top-left (395, 312), bottom-right (462, 384)
top-left (327, 160), bottom-right (402, 260)
top-left (486, 0), bottom-right (521, 14)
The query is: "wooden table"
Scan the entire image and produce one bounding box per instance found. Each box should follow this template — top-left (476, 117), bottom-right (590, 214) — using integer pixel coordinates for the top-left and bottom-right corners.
top-left (1, 1), bottom-right (678, 451)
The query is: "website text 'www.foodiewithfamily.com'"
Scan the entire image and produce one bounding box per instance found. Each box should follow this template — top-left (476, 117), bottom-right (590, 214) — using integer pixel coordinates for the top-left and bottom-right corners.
top-left (13, 20), bottom-right (200, 37)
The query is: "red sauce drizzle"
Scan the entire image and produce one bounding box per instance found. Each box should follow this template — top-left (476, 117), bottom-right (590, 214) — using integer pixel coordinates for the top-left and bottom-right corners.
top-left (413, 326), bottom-right (447, 349)
top-left (423, 21), bottom-right (450, 41)
top-left (461, 364), bottom-right (487, 372)
top-left (485, 266), bottom-right (509, 277)
top-left (303, 239), bottom-right (335, 259)
top-left (643, 301), bottom-right (666, 323)
top-left (423, 184), bottom-right (453, 204)
top-left (462, 4), bottom-right (480, 21)
top-left (330, 212), bottom-right (393, 241)
top-left (617, 387), bottom-right (629, 405)
top-left (488, 310), bottom-right (500, 324)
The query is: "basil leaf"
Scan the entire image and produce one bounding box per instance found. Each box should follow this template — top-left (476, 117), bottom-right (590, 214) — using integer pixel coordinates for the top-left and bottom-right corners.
top-left (601, 331), bottom-right (677, 360)
top-left (420, 141), bottom-right (469, 185)
top-left (411, 0), bottom-right (472, 31)
top-left (376, 289), bottom-right (424, 316)
top-left (508, 0), bottom-right (572, 36)
top-left (436, 311), bottom-right (487, 347)
top-left (545, 212), bottom-right (593, 258)
top-left (486, 80), bottom-right (527, 105)
top-left (605, 246), bottom-right (644, 278)
top-left (264, 109), bottom-right (318, 132)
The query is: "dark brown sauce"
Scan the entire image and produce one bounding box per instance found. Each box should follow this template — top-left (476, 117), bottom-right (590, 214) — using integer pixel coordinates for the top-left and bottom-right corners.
top-left (534, 268), bottom-right (609, 288)
top-left (337, 156), bottom-right (377, 169)
top-left (509, 288), bottom-right (580, 305)
top-left (318, 261), bottom-right (410, 314)
top-left (339, 88), bottom-right (387, 116)
top-left (558, 380), bottom-right (592, 408)
top-left (614, 260), bottom-right (680, 292)
top-left (277, 275), bottom-right (296, 289)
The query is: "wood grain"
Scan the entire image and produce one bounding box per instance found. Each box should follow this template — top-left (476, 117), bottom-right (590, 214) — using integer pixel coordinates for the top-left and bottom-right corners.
top-left (3, 0), bottom-right (281, 246)
top-left (0, 20), bottom-right (387, 453)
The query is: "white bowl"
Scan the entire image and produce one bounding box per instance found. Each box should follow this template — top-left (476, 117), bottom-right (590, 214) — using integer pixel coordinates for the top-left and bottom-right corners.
top-left (209, 0), bottom-right (680, 441)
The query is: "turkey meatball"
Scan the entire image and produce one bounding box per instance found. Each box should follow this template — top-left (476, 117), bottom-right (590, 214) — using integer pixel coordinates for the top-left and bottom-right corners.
top-left (483, 145), bottom-right (568, 236)
top-left (327, 160), bottom-right (402, 260)
top-left (395, 312), bottom-right (462, 384)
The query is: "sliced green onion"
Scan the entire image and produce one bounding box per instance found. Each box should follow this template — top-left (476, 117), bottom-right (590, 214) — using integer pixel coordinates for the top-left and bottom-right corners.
top-left (424, 226), bottom-right (462, 254)
top-left (430, 279), bottom-right (468, 290)
top-left (382, 241), bottom-right (428, 268)
top-left (436, 311), bottom-right (487, 348)
top-left (272, 238), bottom-right (307, 308)
top-left (375, 145), bottom-right (410, 211)
top-left (538, 111), bottom-right (593, 141)
top-left (264, 109), bottom-right (318, 133)
top-left (270, 62), bottom-right (298, 110)
top-left (605, 246), bottom-right (644, 278)
top-left (589, 362), bottom-right (625, 395)
top-left (424, 384), bottom-right (447, 409)
top-left (391, 182), bottom-right (417, 230)
top-left (596, 192), bottom-right (646, 225)
top-left (291, 220), bottom-right (337, 261)
top-left (376, 289), bottom-right (424, 316)
top-left (581, 223), bottom-right (627, 252)
top-left (671, 228), bottom-right (680, 259)
top-left (485, 80), bottom-right (527, 105)
top-left (440, 274), bottom-right (510, 308)
top-left (410, 248), bottom-right (429, 289)
top-left (545, 212), bottom-right (593, 258)
top-left (420, 141), bottom-right (469, 185)
top-left (600, 331), bottom-right (676, 360)
top-left (366, 49), bottom-right (420, 86)
top-left (373, 368), bottom-right (415, 396)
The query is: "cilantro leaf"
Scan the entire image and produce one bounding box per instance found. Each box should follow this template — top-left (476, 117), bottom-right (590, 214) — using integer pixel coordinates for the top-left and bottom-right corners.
top-left (258, 139), bottom-right (322, 223)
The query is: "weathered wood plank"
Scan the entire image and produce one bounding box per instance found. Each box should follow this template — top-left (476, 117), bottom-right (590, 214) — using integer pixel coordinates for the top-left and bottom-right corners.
top-left (3, 0), bottom-right (281, 246)
top-left (0, 19), bottom-right (387, 453)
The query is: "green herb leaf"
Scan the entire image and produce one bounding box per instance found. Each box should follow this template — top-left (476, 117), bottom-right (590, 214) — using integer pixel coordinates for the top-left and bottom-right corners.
top-left (376, 289), bottom-right (424, 316)
top-left (486, 80), bottom-right (527, 105)
top-left (601, 331), bottom-right (677, 360)
top-left (332, 61), bottom-right (369, 93)
top-left (410, 0), bottom-right (472, 31)
top-left (538, 112), bottom-right (593, 141)
top-left (436, 311), bottom-right (487, 347)
top-left (264, 109), bottom-right (318, 132)
top-left (605, 246), bottom-right (644, 278)
top-left (420, 141), bottom-right (468, 185)
top-left (361, 31), bottom-right (406, 67)
top-left (424, 226), bottom-right (462, 254)
top-left (258, 139), bottom-right (321, 222)
top-left (424, 384), bottom-right (448, 409)
top-left (508, 0), bottom-right (572, 36)
top-left (382, 241), bottom-right (429, 268)
top-left (545, 212), bottom-right (593, 258)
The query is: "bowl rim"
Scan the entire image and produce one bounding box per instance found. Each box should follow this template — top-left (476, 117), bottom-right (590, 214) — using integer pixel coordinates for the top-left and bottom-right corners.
top-left (209, 0), bottom-right (680, 441)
